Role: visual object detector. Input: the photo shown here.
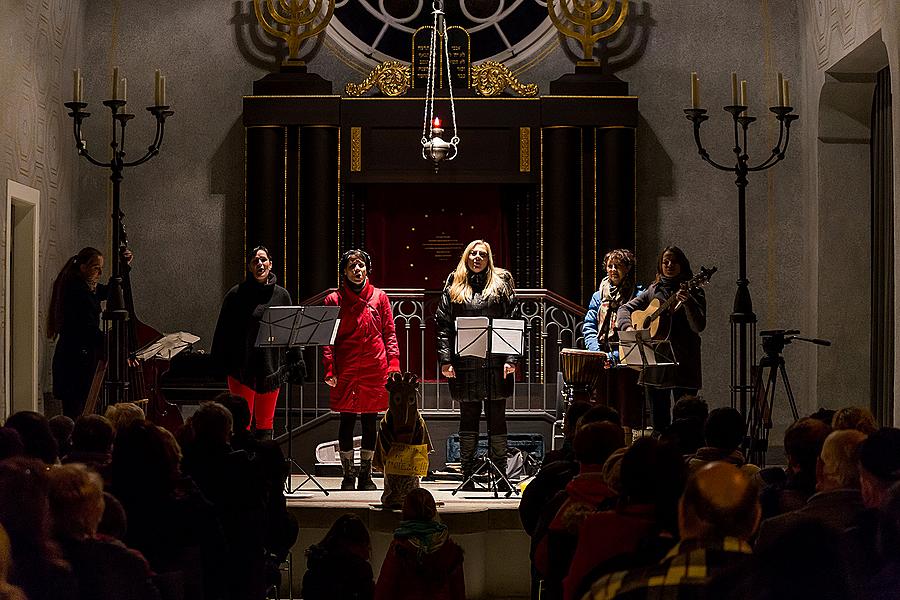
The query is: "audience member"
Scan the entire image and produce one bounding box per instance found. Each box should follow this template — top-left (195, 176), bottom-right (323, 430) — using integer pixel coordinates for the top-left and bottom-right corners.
top-left (544, 401), bottom-right (592, 465)
top-left (858, 428), bottom-right (900, 509)
top-left (4, 411), bottom-right (59, 464)
top-left (832, 406), bottom-right (879, 435)
top-left (0, 457), bottom-right (78, 600)
top-left (47, 463), bottom-right (160, 600)
top-left (758, 417), bottom-right (831, 519)
top-left (0, 524), bottom-right (26, 600)
top-left (756, 429), bottom-right (866, 549)
top-left (661, 395), bottom-right (707, 456)
top-left (48, 415), bottom-right (75, 459)
top-left (64, 415), bottom-right (115, 480)
top-left (302, 514), bottom-right (375, 600)
top-left (584, 462), bottom-right (758, 600)
top-left (671, 394), bottom-right (708, 423)
top-left (534, 422), bottom-right (624, 599)
top-left (565, 437), bottom-right (686, 600)
top-left (0, 429), bottom-right (23, 461)
top-left (375, 488), bottom-right (465, 600)
top-left (686, 407), bottom-right (758, 476)
top-left (866, 481), bottom-right (900, 599)
top-left (809, 407), bottom-right (837, 427)
top-left (104, 402), bottom-right (145, 433)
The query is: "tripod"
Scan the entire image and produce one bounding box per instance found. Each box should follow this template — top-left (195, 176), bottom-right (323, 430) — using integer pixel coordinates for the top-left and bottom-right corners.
top-left (746, 329), bottom-right (831, 466)
top-left (450, 316), bottom-right (523, 499)
top-left (282, 374), bottom-right (328, 496)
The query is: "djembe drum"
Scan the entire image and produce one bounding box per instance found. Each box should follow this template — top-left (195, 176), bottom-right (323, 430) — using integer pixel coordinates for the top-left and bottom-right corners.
top-left (560, 348), bottom-right (606, 405)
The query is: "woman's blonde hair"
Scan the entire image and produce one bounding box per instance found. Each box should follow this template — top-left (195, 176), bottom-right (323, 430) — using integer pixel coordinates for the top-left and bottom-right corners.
top-left (447, 240), bottom-right (512, 303)
top-left (47, 463), bottom-right (105, 539)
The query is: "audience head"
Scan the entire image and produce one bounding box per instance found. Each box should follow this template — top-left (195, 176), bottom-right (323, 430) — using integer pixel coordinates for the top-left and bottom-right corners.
top-left (48, 415), bottom-right (74, 458)
top-left (47, 463), bottom-right (105, 540)
top-left (809, 407), bottom-right (836, 427)
top-left (672, 394), bottom-right (708, 422)
top-left (703, 407), bottom-right (745, 453)
top-left (189, 402), bottom-right (234, 448)
top-left (0, 429), bottom-right (23, 462)
top-left (215, 393), bottom-right (251, 433)
top-left (876, 481), bottom-right (900, 562)
top-left (104, 402), bottom-right (145, 432)
top-left (71, 415), bottom-right (114, 454)
top-left (619, 438), bottom-right (687, 532)
top-left (574, 422), bottom-right (625, 467)
top-left (402, 488), bottom-right (438, 522)
top-left (816, 429), bottom-right (866, 492)
top-left (111, 420), bottom-right (180, 502)
top-left (317, 514), bottom-right (371, 561)
top-left (662, 417), bottom-right (706, 456)
top-left (679, 462), bottom-right (760, 541)
top-left (577, 404), bottom-right (622, 428)
top-left (563, 401), bottom-right (592, 441)
top-left (0, 457), bottom-right (60, 572)
top-left (858, 427), bottom-right (900, 508)
top-left (831, 406), bottom-right (879, 435)
top-left (4, 411), bottom-right (58, 465)
top-left (784, 417), bottom-right (832, 477)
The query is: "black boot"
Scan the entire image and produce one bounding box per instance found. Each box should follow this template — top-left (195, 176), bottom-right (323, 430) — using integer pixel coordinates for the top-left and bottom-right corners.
top-left (490, 434), bottom-right (511, 492)
top-left (340, 451), bottom-right (356, 491)
top-left (253, 428), bottom-right (273, 441)
top-left (458, 431), bottom-right (479, 491)
top-left (357, 450), bottom-right (377, 491)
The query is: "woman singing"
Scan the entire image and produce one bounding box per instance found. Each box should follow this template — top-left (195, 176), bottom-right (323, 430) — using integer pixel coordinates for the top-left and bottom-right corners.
top-left (212, 245), bottom-right (301, 440)
top-left (48, 247), bottom-right (109, 418)
top-left (582, 248), bottom-right (636, 352)
top-left (436, 240), bottom-right (517, 488)
top-left (323, 250), bottom-right (400, 491)
top-left (617, 246), bottom-right (706, 430)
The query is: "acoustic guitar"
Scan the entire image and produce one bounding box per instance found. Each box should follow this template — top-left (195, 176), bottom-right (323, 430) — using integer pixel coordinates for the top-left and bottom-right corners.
top-left (630, 266), bottom-right (717, 339)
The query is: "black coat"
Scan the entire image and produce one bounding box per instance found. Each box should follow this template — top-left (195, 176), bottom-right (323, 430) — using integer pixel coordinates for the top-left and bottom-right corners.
top-left (211, 273), bottom-right (297, 393)
top-left (617, 281), bottom-right (706, 389)
top-left (435, 271), bottom-right (517, 403)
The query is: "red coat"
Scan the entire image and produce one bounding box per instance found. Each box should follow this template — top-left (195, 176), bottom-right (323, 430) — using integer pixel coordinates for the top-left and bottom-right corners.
top-left (323, 281), bottom-right (400, 413)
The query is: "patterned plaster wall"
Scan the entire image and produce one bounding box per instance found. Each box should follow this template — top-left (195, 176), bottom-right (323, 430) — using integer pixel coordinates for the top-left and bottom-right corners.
top-left (0, 0), bottom-right (83, 413)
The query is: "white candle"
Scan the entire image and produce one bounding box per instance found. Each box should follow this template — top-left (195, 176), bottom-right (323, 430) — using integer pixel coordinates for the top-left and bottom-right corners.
top-left (121, 77), bottom-right (127, 101)
top-left (731, 72), bottom-right (738, 105)
top-left (78, 76), bottom-right (83, 103)
top-left (690, 72), bottom-right (700, 108)
top-left (783, 78), bottom-right (790, 107)
top-left (160, 75), bottom-right (166, 106)
top-left (112, 66), bottom-right (119, 100)
top-left (777, 72), bottom-right (784, 107)
top-left (154, 69), bottom-right (161, 106)
top-left (73, 68), bottom-right (80, 102)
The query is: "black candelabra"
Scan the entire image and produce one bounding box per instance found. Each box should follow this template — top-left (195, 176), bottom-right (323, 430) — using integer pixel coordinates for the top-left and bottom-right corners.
top-left (683, 75), bottom-right (798, 419)
top-left (64, 72), bottom-right (173, 406)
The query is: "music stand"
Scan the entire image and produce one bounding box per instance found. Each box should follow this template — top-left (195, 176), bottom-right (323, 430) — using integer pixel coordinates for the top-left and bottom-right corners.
top-left (257, 305), bottom-right (340, 496)
top-left (617, 329), bottom-right (677, 429)
top-left (451, 317), bottom-right (524, 499)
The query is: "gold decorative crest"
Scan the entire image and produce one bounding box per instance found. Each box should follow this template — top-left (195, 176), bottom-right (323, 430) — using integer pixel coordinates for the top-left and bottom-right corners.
top-left (344, 62), bottom-right (411, 97)
top-left (471, 61), bottom-right (538, 97)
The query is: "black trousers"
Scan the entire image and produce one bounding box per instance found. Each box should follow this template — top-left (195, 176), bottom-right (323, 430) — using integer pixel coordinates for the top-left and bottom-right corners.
top-left (459, 400), bottom-right (507, 435)
top-left (338, 412), bottom-right (378, 452)
top-left (647, 387), bottom-right (697, 431)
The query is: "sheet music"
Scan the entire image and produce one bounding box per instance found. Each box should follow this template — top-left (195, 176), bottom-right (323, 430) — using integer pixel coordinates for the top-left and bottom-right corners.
top-left (135, 331), bottom-right (201, 361)
top-left (456, 316), bottom-right (489, 358)
top-left (491, 318), bottom-right (524, 355)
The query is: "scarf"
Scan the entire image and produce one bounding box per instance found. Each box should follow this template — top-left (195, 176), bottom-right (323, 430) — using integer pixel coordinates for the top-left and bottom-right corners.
top-left (394, 520), bottom-right (449, 561)
top-left (467, 270), bottom-right (487, 294)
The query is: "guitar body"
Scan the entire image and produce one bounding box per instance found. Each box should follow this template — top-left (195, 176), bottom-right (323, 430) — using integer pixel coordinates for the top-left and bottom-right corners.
top-left (631, 299), bottom-right (670, 339)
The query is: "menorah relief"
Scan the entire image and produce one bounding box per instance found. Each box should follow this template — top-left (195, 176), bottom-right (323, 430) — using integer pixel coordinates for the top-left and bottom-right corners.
top-left (253, 0), bottom-right (335, 65)
top-left (548, 0), bottom-right (628, 65)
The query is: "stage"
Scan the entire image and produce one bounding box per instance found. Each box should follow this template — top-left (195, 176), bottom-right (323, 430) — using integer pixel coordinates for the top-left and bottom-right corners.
top-left (282, 476), bottom-right (531, 600)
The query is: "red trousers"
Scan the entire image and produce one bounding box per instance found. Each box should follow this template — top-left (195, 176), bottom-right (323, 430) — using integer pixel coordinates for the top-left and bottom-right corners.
top-left (227, 376), bottom-right (280, 430)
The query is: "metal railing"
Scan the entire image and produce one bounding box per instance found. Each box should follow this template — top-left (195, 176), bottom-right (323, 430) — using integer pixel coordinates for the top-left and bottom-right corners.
top-left (292, 288), bottom-right (587, 427)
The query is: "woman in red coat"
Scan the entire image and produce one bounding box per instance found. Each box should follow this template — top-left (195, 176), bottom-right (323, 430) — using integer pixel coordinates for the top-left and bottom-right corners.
top-left (324, 250), bottom-right (400, 491)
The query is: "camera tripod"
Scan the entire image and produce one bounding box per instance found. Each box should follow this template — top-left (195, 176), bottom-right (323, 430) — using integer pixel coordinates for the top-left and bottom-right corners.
top-left (746, 329), bottom-right (830, 466)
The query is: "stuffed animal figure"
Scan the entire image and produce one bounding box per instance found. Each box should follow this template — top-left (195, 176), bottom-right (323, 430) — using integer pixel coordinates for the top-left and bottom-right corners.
top-left (374, 372), bottom-right (432, 509)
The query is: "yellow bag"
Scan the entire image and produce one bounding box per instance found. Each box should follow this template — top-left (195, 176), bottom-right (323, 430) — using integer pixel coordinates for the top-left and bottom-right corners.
top-left (383, 442), bottom-right (429, 477)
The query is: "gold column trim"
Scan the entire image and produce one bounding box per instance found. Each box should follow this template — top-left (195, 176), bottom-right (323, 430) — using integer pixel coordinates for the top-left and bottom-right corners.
top-left (519, 127), bottom-right (531, 172)
top-left (344, 61), bottom-right (411, 97)
top-left (350, 127), bottom-right (362, 172)
top-left (471, 61), bottom-right (539, 97)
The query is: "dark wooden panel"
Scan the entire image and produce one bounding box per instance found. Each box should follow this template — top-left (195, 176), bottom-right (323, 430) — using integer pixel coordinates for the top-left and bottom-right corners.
top-left (541, 96), bottom-right (639, 128)
top-left (243, 95), bottom-right (341, 126)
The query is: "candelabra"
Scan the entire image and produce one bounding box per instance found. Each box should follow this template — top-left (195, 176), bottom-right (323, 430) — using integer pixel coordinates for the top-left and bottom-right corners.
top-left (64, 69), bottom-right (174, 406)
top-left (683, 73), bottom-right (798, 419)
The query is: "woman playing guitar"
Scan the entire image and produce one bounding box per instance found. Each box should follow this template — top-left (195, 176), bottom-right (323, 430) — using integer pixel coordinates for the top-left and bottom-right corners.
top-left (617, 246), bottom-right (707, 431)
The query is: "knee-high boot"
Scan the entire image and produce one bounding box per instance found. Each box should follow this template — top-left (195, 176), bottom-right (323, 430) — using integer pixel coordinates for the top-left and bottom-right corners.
top-left (357, 449), bottom-right (377, 491)
top-left (490, 434), bottom-right (511, 490)
top-left (458, 431), bottom-right (479, 490)
top-left (339, 450), bottom-right (356, 491)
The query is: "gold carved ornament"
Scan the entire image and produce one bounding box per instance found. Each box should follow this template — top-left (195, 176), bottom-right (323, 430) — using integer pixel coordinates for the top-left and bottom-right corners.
top-left (344, 62), bottom-right (412, 97)
top-left (548, 0), bottom-right (628, 64)
top-left (471, 61), bottom-right (538, 97)
top-left (253, 0), bottom-right (335, 65)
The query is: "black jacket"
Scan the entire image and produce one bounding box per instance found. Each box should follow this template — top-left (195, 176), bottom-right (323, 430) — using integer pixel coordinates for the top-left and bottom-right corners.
top-left (211, 273), bottom-right (298, 392)
top-left (435, 271), bottom-right (517, 402)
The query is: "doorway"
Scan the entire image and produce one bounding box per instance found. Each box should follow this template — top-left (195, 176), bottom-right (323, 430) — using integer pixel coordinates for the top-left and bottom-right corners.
top-left (5, 180), bottom-right (40, 416)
